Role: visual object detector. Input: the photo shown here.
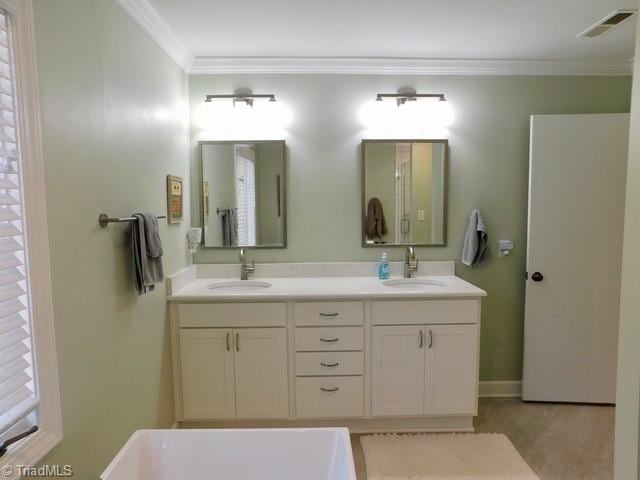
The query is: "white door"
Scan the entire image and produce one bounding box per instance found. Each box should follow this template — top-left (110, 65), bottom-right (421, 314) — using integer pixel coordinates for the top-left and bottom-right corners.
top-left (523, 114), bottom-right (629, 403)
top-left (424, 325), bottom-right (478, 415)
top-left (180, 328), bottom-right (235, 419)
top-left (372, 325), bottom-right (425, 416)
top-left (234, 328), bottom-right (289, 418)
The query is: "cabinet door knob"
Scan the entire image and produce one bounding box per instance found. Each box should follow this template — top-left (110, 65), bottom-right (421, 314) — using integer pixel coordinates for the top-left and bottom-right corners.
top-left (531, 272), bottom-right (544, 282)
top-left (320, 386), bottom-right (340, 393)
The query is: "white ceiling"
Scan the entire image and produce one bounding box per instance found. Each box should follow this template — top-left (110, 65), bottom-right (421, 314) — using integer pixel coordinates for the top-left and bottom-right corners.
top-left (147, 0), bottom-right (636, 60)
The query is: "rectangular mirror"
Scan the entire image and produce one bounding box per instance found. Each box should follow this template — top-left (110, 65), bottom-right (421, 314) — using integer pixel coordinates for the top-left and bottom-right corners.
top-left (362, 140), bottom-right (447, 247)
top-left (200, 141), bottom-right (286, 248)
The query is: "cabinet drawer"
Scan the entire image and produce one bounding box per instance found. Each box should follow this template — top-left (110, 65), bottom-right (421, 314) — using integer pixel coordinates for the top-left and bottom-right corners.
top-left (178, 303), bottom-right (286, 328)
top-left (295, 327), bottom-right (363, 351)
top-left (296, 352), bottom-right (364, 376)
top-left (296, 377), bottom-right (364, 418)
top-left (294, 302), bottom-right (363, 326)
top-left (372, 300), bottom-right (479, 325)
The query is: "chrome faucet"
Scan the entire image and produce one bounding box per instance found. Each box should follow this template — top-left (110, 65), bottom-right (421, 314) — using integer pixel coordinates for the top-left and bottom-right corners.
top-left (239, 248), bottom-right (255, 280)
top-left (404, 246), bottom-right (419, 278)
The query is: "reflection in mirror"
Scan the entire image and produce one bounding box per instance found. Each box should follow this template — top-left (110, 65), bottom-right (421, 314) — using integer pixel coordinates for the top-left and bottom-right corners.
top-left (201, 141), bottom-right (286, 248)
top-left (362, 140), bottom-right (447, 246)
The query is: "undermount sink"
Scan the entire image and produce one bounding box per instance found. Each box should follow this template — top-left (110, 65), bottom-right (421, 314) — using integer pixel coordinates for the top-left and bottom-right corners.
top-left (207, 280), bottom-right (272, 292)
top-left (383, 278), bottom-right (447, 289)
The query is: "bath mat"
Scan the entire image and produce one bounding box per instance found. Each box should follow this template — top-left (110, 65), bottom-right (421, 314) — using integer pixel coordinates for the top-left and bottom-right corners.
top-left (360, 433), bottom-right (539, 480)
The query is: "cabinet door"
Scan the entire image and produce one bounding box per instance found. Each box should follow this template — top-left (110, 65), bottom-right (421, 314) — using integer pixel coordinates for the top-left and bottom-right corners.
top-left (234, 328), bottom-right (289, 419)
top-left (372, 325), bottom-right (426, 416)
top-left (424, 324), bottom-right (479, 415)
top-left (180, 328), bottom-right (235, 419)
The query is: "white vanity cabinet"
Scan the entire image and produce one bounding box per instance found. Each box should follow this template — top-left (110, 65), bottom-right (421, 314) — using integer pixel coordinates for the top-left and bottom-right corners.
top-left (424, 324), bottom-right (479, 415)
top-left (371, 300), bottom-right (480, 417)
top-left (294, 301), bottom-right (365, 419)
top-left (169, 285), bottom-right (483, 432)
top-left (180, 328), bottom-right (236, 419)
top-left (372, 325), bottom-right (426, 416)
top-left (175, 304), bottom-right (289, 421)
top-left (372, 324), bottom-right (478, 416)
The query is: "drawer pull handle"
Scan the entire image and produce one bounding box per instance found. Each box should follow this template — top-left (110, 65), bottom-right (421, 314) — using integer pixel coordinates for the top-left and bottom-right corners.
top-left (320, 362), bottom-right (340, 367)
top-left (226, 332), bottom-right (230, 351)
top-left (319, 337), bottom-right (339, 343)
top-left (320, 386), bottom-right (340, 393)
top-left (236, 333), bottom-right (240, 352)
top-left (428, 329), bottom-right (433, 349)
top-left (419, 330), bottom-right (424, 348)
top-left (319, 312), bottom-right (339, 317)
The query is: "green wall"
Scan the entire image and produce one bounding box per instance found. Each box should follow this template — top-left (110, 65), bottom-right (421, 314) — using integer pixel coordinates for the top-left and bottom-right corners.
top-left (411, 142), bottom-right (433, 244)
top-left (190, 74), bottom-right (631, 382)
top-left (615, 7), bottom-right (640, 479)
top-left (255, 143), bottom-right (285, 245)
top-left (34, 0), bottom-right (190, 477)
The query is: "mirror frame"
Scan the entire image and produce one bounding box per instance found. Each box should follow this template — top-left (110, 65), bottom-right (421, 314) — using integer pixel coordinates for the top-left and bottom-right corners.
top-left (199, 140), bottom-right (287, 249)
top-left (361, 139), bottom-right (449, 248)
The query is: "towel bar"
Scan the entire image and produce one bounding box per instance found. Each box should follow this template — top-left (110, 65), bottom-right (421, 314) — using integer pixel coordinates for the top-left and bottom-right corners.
top-left (99, 213), bottom-right (167, 228)
top-left (215, 207), bottom-right (233, 215)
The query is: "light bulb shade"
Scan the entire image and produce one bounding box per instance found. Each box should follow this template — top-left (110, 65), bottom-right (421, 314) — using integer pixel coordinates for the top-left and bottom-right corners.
top-left (359, 99), bottom-right (396, 130)
top-left (257, 100), bottom-right (292, 130)
top-left (436, 100), bottom-right (454, 127)
top-left (194, 101), bottom-right (234, 130)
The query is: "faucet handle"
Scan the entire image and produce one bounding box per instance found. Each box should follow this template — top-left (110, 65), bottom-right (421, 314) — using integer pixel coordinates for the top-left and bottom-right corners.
top-left (247, 260), bottom-right (255, 273)
top-left (413, 258), bottom-right (419, 271)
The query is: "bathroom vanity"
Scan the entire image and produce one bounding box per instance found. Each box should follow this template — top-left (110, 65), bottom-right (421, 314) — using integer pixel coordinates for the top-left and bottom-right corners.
top-left (167, 262), bottom-right (485, 432)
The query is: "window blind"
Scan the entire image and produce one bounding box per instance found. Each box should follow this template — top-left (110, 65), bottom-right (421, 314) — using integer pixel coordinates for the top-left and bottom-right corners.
top-left (0, 8), bottom-right (37, 436)
top-left (234, 145), bottom-right (257, 246)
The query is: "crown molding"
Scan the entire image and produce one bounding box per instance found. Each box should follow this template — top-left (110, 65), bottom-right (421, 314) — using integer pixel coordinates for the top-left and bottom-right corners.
top-left (189, 56), bottom-right (633, 76)
top-left (109, 1), bottom-right (633, 77)
top-left (114, 0), bottom-right (194, 71)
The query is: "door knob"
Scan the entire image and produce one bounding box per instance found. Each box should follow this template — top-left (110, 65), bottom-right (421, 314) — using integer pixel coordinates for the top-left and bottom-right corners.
top-left (531, 272), bottom-right (544, 282)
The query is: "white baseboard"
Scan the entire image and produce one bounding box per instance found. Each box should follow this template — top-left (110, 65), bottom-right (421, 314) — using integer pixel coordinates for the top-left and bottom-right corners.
top-left (479, 381), bottom-right (522, 398)
top-left (177, 416), bottom-right (474, 433)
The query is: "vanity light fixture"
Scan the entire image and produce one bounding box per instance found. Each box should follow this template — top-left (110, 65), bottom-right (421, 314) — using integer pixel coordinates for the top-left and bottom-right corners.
top-left (360, 87), bottom-right (454, 132)
top-left (204, 91), bottom-right (277, 107)
top-left (195, 88), bottom-right (291, 136)
top-left (375, 89), bottom-right (446, 106)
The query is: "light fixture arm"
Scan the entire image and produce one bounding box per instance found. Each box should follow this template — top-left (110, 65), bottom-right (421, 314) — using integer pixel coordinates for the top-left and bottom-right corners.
top-left (205, 93), bottom-right (277, 107)
top-left (376, 92), bottom-right (446, 106)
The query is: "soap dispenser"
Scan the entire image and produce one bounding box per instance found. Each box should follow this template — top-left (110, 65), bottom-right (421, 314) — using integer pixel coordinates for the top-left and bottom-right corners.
top-left (378, 252), bottom-right (390, 280)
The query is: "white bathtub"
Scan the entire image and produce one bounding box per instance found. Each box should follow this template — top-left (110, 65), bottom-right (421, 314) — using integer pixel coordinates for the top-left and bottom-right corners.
top-left (100, 428), bottom-right (356, 480)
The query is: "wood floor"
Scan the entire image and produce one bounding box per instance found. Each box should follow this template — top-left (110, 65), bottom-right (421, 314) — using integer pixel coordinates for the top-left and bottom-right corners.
top-left (351, 398), bottom-right (615, 480)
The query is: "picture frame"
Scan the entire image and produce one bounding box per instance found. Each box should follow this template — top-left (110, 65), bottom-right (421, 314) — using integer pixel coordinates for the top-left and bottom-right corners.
top-left (166, 175), bottom-right (183, 224)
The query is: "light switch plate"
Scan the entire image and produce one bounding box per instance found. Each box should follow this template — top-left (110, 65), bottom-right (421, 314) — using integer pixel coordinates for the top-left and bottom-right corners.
top-left (498, 240), bottom-right (514, 257)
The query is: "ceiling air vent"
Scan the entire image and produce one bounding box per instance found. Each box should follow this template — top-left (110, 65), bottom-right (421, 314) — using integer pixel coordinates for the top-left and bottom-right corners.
top-left (577, 9), bottom-right (637, 38)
